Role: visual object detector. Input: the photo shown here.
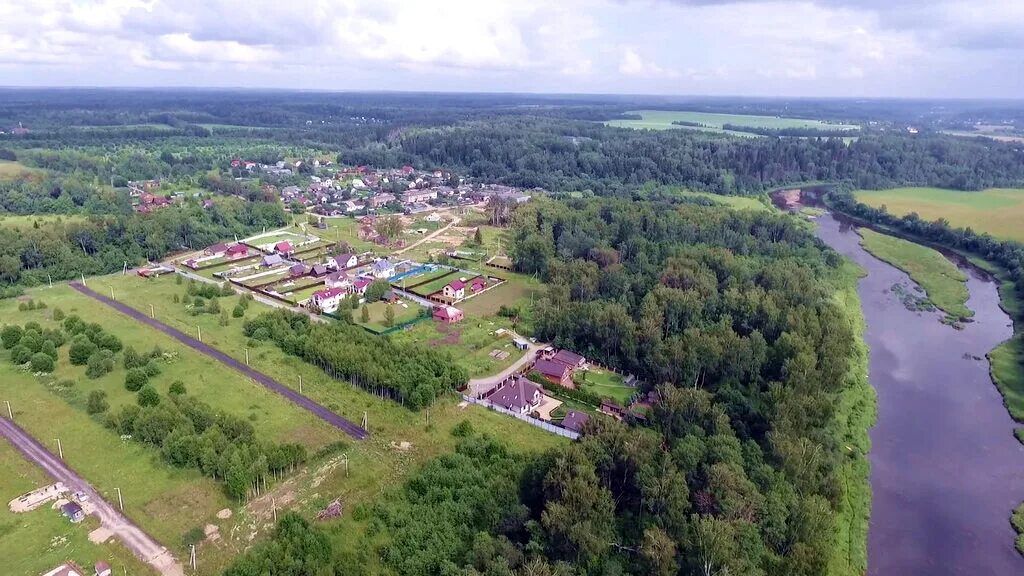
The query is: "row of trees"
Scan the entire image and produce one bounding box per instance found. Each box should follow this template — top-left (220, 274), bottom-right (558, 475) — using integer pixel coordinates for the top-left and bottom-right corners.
top-left (242, 310), bottom-right (467, 409)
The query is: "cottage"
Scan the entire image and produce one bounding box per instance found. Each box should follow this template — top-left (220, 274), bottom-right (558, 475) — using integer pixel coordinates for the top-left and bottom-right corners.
top-left (487, 376), bottom-right (544, 415)
top-left (289, 263), bottom-right (307, 277)
top-left (372, 259), bottom-right (395, 279)
top-left (310, 264), bottom-right (328, 277)
top-left (533, 358), bottom-right (574, 388)
top-left (433, 305), bottom-right (463, 324)
top-left (325, 270), bottom-right (350, 289)
top-left (205, 243), bottom-right (229, 257)
top-left (551, 349), bottom-right (586, 369)
top-left (470, 277), bottom-right (488, 293)
top-left (443, 279), bottom-right (466, 300)
top-left (333, 253), bottom-right (357, 269)
top-left (61, 502), bottom-right (85, 523)
top-left (311, 287), bottom-right (347, 313)
top-left (513, 337), bottom-right (530, 351)
top-left (94, 562), bottom-right (112, 576)
top-left (226, 244), bottom-right (249, 259)
top-left (274, 241), bottom-right (294, 255)
top-left (561, 410), bottom-right (590, 433)
top-left (262, 254), bottom-right (283, 268)
top-left (600, 400), bottom-right (626, 419)
top-left (352, 277), bottom-right (373, 295)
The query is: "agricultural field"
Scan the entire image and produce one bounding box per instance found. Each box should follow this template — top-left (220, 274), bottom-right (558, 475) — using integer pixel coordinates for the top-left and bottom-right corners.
top-left (573, 368), bottom-right (635, 405)
top-left (0, 160), bottom-right (45, 181)
top-left (390, 319), bottom-right (524, 377)
top-left (355, 300), bottom-right (423, 333)
top-left (855, 187), bottom-right (1024, 243)
top-left (81, 272), bottom-right (569, 561)
top-left (857, 228), bottom-right (972, 319)
top-left (0, 284), bottom-right (345, 574)
top-left (0, 439), bottom-right (153, 576)
top-left (606, 110), bottom-right (859, 136)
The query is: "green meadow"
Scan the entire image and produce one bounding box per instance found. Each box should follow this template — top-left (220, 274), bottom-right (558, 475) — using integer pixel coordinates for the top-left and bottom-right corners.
top-left (856, 187), bottom-right (1024, 243)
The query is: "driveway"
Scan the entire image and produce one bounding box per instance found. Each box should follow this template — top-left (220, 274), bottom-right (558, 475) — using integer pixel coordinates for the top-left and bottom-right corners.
top-left (0, 417), bottom-right (184, 576)
top-left (466, 332), bottom-right (548, 398)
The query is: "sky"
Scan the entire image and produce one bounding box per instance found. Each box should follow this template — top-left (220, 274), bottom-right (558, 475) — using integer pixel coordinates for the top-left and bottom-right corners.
top-left (1, 0), bottom-right (1022, 98)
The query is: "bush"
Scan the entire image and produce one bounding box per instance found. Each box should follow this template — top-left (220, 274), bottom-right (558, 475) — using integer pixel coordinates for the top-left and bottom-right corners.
top-left (1, 325), bottom-right (23, 349)
top-left (143, 361), bottom-right (161, 377)
top-left (207, 298), bottom-right (221, 314)
top-left (19, 330), bottom-right (43, 353)
top-left (182, 526), bottom-right (205, 547)
top-left (169, 380), bottom-right (187, 396)
top-left (173, 294), bottom-right (180, 304)
top-left (68, 335), bottom-right (98, 365)
top-left (30, 352), bottom-right (54, 373)
top-left (451, 419), bottom-right (474, 437)
top-left (125, 368), bottom-right (149, 391)
top-left (137, 385), bottom-right (160, 407)
top-left (219, 310), bottom-right (229, 326)
top-left (232, 305), bottom-right (245, 318)
top-left (86, 350), bottom-right (115, 379)
top-left (40, 339), bottom-right (57, 360)
top-left (94, 332), bottom-right (123, 353)
top-left (86, 390), bottom-right (109, 415)
top-left (52, 307), bottom-right (65, 322)
top-left (10, 345), bottom-right (32, 365)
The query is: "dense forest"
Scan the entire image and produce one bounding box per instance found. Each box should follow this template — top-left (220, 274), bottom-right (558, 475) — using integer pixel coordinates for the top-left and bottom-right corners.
top-left (227, 197), bottom-right (862, 576)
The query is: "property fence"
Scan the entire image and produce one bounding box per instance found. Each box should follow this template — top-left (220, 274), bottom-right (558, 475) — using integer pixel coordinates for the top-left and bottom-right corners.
top-left (461, 395), bottom-right (579, 440)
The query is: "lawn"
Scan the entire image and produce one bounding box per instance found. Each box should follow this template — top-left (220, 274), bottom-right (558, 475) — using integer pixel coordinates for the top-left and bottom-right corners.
top-left (0, 439), bottom-right (155, 576)
top-left (573, 368), bottom-right (634, 405)
top-left (390, 318), bottom-right (525, 377)
top-left (295, 217), bottom-right (377, 252)
top-left (82, 273), bottom-right (568, 560)
top-left (857, 228), bottom-right (972, 319)
top-left (394, 267), bottom-right (454, 290)
top-left (460, 274), bottom-right (542, 320)
top-left (606, 110), bottom-right (859, 135)
top-left (409, 272), bottom-right (466, 297)
top-left (355, 300), bottom-right (423, 332)
top-left (855, 187), bottom-right (1024, 243)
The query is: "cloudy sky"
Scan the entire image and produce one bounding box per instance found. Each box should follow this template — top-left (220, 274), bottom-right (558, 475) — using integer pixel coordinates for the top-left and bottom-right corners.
top-left (1, 0), bottom-right (1022, 98)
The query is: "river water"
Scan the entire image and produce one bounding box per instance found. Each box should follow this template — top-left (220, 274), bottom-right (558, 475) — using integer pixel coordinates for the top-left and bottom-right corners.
top-left (814, 212), bottom-right (1024, 575)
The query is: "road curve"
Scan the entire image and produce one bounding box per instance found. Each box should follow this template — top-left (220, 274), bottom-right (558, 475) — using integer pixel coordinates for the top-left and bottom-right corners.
top-left (466, 333), bottom-right (547, 398)
top-left (70, 282), bottom-right (368, 440)
top-left (0, 417), bottom-right (184, 576)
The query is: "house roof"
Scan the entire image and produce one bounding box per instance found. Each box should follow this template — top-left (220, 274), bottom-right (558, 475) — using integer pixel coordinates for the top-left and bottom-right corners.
top-left (262, 254), bottom-right (283, 266)
top-left (61, 502), bottom-right (83, 516)
top-left (226, 244), bottom-right (248, 254)
top-left (290, 264), bottom-right (307, 275)
top-left (313, 287), bottom-right (346, 300)
top-left (326, 270), bottom-right (349, 282)
top-left (335, 253), bottom-right (355, 266)
top-left (208, 243), bottom-right (228, 254)
top-left (487, 376), bottom-right (542, 412)
top-left (433, 306), bottom-right (462, 320)
top-left (275, 241), bottom-right (293, 253)
top-left (448, 279), bottom-right (466, 290)
top-left (534, 358), bottom-right (572, 379)
top-left (373, 259), bottom-right (393, 272)
top-left (42, 562), bottom-right (86, 576)
top-left (552, 349), bottom-right (585, 366)
top-left (561, 410), bottom-right (590, 432)
top-left (353, 277), bottom-right (373, 289)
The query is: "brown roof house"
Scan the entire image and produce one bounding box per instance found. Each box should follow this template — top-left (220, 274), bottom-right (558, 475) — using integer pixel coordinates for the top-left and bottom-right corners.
top-left (533, 358), bottom-right (574, 388)
top-left (486, 376), bottom-right (544, 415)
top-left (561, 410), bottom-right (590, 433)
top-left (551, 349), bottom-right (586, 368)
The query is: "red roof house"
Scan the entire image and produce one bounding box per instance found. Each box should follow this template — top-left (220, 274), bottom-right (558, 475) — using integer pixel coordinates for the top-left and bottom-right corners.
top-left (226, 244), bottom-right (249, 259)
top-left (443, 279), bottom-right (466, 300)
top-left (533, 358), bottom-right (574, 388)
top-left (433, 306), bottom-right (463, 324)
top-left (551, 349), bottom-right (586, 369)
top-left (275, 241), bottom-right (294, 255)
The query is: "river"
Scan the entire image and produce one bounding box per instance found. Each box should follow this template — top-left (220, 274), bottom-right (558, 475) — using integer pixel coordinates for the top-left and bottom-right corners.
top-left (813, 212), bottom-right (1024, 575)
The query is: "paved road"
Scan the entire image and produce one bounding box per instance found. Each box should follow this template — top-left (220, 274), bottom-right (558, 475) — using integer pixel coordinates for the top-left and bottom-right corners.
top-left (0, 417), bottom-right (184, 576)
top-left (466, 333), bottom-right (547, 398)
top-left (71, 282), bottom-right (368, 440)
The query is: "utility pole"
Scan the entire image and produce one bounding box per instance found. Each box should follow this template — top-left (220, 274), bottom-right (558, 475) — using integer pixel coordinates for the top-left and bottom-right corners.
top-left (115, 487), bottom-right (123, 511)
top-left (47, 274), bottom-right (52, 288)
top-left (150, 304), bottom-right (155, 318)
top-left (4, 400), bottom-right (11, 419)
top-left (81, 273), bottom-right (87, 287)
top-left (55, 439), bottom-right (63, 460)
top-left (298, 375), bottom-right (302, 394)
top-left (245, 348), bottom-right (249, 366)
top-left (362, 411), bottom-right (367, 431)
top-left (109, 285), bottom-right (114, 300)
top-left (343, 454), bottom-right (349, 477)
top-left (197, 326), bottom-right (201, 342)
top-left (190, 545), bottom-right (197, 571)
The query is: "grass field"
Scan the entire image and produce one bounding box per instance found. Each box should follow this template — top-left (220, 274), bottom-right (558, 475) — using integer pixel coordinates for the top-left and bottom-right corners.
top-left (0, 439), bottom-right (154, 576)
top-left (293, 218), bottom-right (376, 252)
top-left (855, 187), bottom-right (1024, 243)
top-left (85, 273), bottom-right (567, 565)
top-left (0, 160), bottom-right (44, 181)
top-left (356, 300), bottom-right (422, 332)
top-left (390, 319), bottom-right (524, 377)
top-left (409, 272), bottom-right (466, 297)
top-left (459, 273), bottom-right (542, 320)
top-left (606, 110), bottom-right (859, 136)
top-left (857, 228), bottom-right (972, 319)
top-left (672, 190), bottom-right (772, 212)
top-left (573, 369), bottom-right (633, 405)
top-left (0, 214), bottom-right (89, 230)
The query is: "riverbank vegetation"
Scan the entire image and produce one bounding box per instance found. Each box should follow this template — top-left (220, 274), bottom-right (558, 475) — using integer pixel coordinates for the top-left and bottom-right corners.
top-left (857, 229), bottom-right (972, 320)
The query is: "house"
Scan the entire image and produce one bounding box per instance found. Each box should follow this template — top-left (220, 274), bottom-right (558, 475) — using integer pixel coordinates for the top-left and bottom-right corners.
top-left (351, 277), bottom-right (373, 295)
top-left (551, 349), bottom-right (586, 369)
top-left (311, 264), bottom-right (328, 277)
top-left (600, 400), bottom-right (626, 419)
top-left (486, 375), bottom-right (544, 415)
top-left (262, 254), bottom-right (283, 267)
top-left (400, 189), bottom-right (437, 204)
top-left (561, 410), bottom-right (590, 433)
top-left (513, 337), bottom-right (530, 351)
top-left (95, 562), bottom-right (112, 576)
top-left (433, 305), bottom-right (463, 324)
top-left (42, 562), bottom-right (87, 576)
top-left (311, 287), bottom-right (347, 313)
top-left (443, 279), bottom-right (466, 300)
top-left (333, 253), bottom-right (357, 269)
top-left (372, 259), bottom-right (395, 279)
top-left (325, 270), bottom-right (350, 289)
top-left (226, 244), bottom-right (249, 259)
top-left (533, 358), bottom-right (574, 388)
top-left (359, 215), bottom-right (376, 226)
top-left (206, 243), bottom-right (229, 257)
top-left (61, 502), bottom-right (85, 523)
top-left (401, 165), bottom-right (415, 176)
top-left (289, 263), bottom-right (307, 277)
top-left (366, 193), bottom-right (396, 208)
top-left (275, 241), bottom-right (294, 255)
top-left (470, 277), bottom-right (488, 293)
top-left (380, 289), bottom-right (399, 303)
top-left (425, 212), bottom-right (443, 223)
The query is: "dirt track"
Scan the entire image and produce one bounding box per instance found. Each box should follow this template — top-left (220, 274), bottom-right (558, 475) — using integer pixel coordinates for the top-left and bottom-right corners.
top-left (70, 282), bottom-right (368, 440)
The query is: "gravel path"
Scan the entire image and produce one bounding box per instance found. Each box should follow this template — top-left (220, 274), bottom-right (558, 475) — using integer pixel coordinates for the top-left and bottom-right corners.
top-left (70, 282), bottom-right (368, 440)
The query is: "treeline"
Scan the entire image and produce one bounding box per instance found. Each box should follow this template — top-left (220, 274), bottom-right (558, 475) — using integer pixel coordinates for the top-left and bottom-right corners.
top-left (243, 310), bottom-right (467, 409)
top-left (720, 123), bottom-right (860, 138)
top-left (104, 393), bottom-right (307, 500)
top-left (0, 198), bottom-right (287, 290)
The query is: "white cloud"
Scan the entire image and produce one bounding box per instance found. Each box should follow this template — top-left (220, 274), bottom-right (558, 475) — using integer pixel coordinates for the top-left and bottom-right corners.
top-left (619, 47), bottom-right (677, 78)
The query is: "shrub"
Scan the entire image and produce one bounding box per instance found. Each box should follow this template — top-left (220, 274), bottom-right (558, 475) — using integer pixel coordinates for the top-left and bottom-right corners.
top-left (207, 298), bottom-right (221, 314)
top-left (30, 352), bottom-right (54, 373)
top-left (125, 368), bottom-right (149, 391)
top-left (52, 307), bottom-right (65, 322)
top-left (173, 294), bottom-right (180, 304)
top-left (68, 335), bottom-right (98, 365)
top-left (86, 350), bottom-right (115, 379)
top-left (137, 385), bottom-right (160, 407)
top-left (123, 346), bottom-right (144, 369)
top-left (143, 361), bottom-right (161, 377)
top-left (94, 332), bottom-right (123, 353)
top-left (182, 527), bottom-right (205, 547)
top-left (169, 380), bottom-right (187, 396)
top-left (19, 330), bottom-right (43, 353)
top-left (10, 345), bottom-right (32, 365)
top-left (221, 283), bottom-right (234, 297)
top-left (232, 305), bottom-right (245, 318)
top-left (86, 390), bottom-right (109, 415)
top-left (451, 419), bottom-right (474, 437)
top-left (40, 339), bottom-right (57, 360)
top-left (1, 325), bottom-right (23, 349)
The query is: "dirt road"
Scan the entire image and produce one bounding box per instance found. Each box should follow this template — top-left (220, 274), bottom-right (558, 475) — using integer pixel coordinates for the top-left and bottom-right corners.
top-left (466, 333), bottom-right (547, 398)
top-left (0, 417), bottom-right (184, 576)
top-left (70, 282), bottom-right (368, 440)
top-left (393, 215), bottom-right (461, 256)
